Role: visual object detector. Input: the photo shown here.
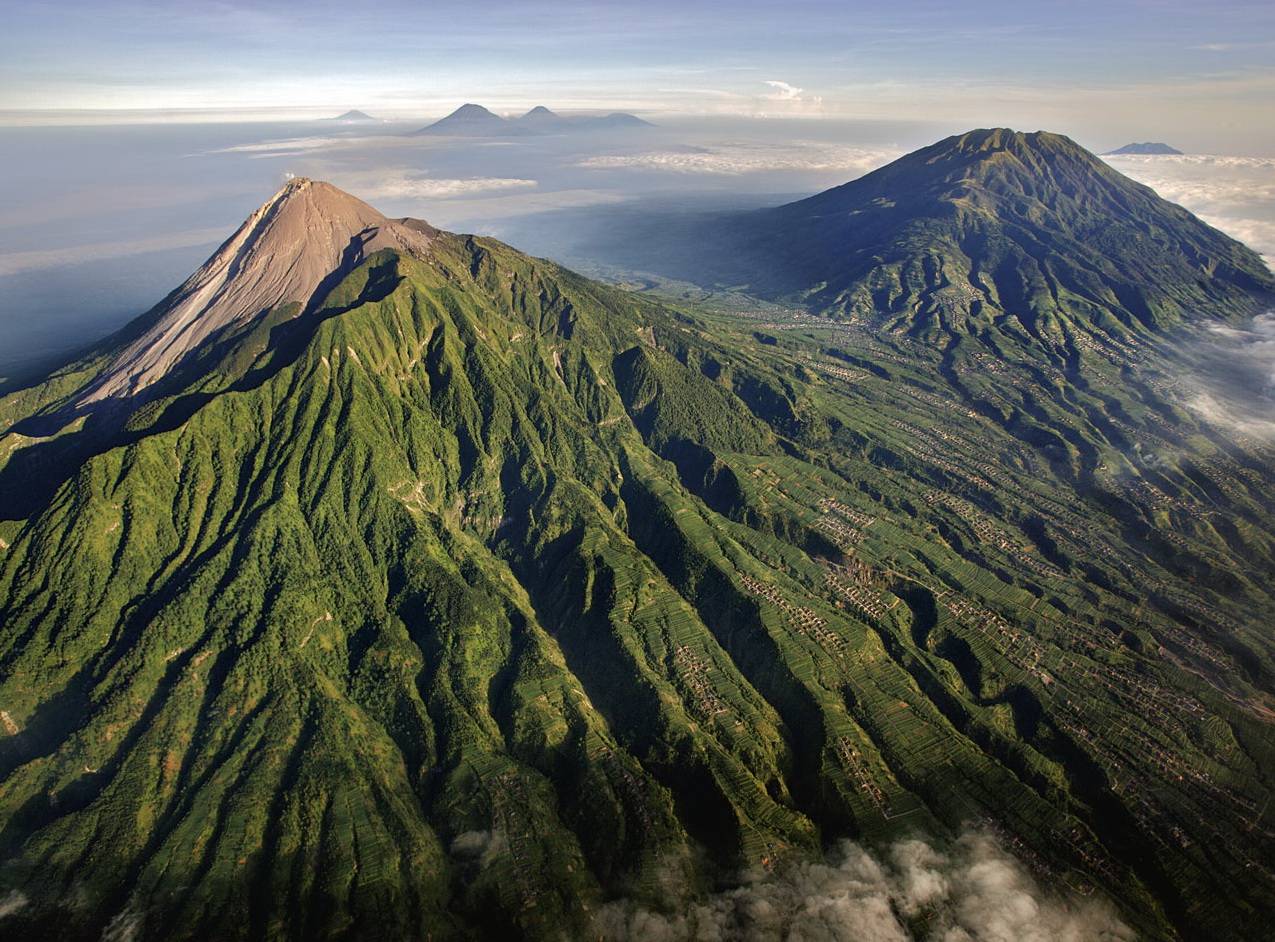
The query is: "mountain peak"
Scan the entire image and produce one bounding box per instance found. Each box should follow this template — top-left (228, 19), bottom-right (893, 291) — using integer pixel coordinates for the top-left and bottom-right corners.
top-left (598, 127), bottom-right (1270, 338)
top-left (78, 179), bottom-right (436, 405)
top-left (452, 102), bottom-right (500, 118)
top-left (948, 127), bottom-right (1064, 150)
top-left (410, 103), bottom-right (513, 136)
top-left (1103, 141), bottom-right (1184, 156)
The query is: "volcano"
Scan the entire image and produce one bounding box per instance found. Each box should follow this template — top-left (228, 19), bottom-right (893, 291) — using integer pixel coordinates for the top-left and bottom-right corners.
top-left (1, 136), bottom-right (1274, 941)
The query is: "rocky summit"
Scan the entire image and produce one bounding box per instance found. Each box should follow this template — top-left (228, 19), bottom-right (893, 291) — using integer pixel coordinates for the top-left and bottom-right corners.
top-left (0, 129), bottom-right (1273, 942)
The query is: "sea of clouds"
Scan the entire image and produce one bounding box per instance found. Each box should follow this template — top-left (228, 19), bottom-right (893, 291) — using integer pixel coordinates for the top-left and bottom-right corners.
top-left (2, 119), bottom-right (1274, 379)
top-left (1185, 311), bottom-right (1275, 439)
top-left (1104, 154), bottom-right (1275, 262)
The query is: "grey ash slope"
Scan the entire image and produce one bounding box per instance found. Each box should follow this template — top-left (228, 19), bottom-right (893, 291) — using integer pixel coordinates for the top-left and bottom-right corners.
top-left (411, 103), bottom-right (654, 137)
top-left (78, 178), bottom-right (437, 405)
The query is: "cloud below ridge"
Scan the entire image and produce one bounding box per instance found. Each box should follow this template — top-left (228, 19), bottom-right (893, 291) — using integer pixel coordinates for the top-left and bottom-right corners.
top-left (0, 228), bottom-right (227, 278)
top-left (592, 831), bottom-right (1133, 942)
top-left (577, 142), bottom-right (898, 176)
top-left (1104, 154), bottom-right (1275, 260)
top-left (1187, 312), bottom-right (1275, 439)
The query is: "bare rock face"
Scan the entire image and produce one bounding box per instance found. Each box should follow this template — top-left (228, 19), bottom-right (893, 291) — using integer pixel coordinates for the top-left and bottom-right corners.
top-left (80, 177), bottom-right (435, 404)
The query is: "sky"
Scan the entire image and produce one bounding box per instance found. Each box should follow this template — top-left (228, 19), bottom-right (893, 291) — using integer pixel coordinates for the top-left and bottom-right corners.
top-left (2, 0), bottom-right (1274, 153)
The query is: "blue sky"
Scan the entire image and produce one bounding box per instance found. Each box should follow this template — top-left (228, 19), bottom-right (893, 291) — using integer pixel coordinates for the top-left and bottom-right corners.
top-left (3, 0), bottom-right (1273, 149)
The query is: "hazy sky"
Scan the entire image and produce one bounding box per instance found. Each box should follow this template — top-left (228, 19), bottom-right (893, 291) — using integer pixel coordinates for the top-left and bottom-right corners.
top-left (3, 0), bottom-right (1274, 153)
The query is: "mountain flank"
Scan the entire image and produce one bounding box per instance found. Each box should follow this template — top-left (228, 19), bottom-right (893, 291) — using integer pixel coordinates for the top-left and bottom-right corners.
top-left (1, 135), bottom-right (1274, 942)
top-left (592, 128), bottom-right (1270, 341)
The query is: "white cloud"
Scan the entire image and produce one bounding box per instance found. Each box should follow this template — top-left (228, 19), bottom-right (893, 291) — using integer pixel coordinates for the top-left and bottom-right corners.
top-left (764, 80), bottom-right (805, 101)
top-left (1187, 312), bottom-right (1275, 440)
top-left (0, 228), bottom-right (227, 277)
top-left (592, 830), bottom-right (1133, 942)
top-left (204, 136), bottom-right (346, 156)
top-left (356, 176), bottom-right (538, 200)
top-left (577, 142), bottom-right (898, 176)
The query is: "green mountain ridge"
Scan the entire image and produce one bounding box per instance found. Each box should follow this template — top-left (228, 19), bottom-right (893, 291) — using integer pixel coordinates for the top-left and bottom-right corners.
top-left (595, 129), bottom-right (1271, 342)
top-left (0, 130), bottom-right (1273, 941)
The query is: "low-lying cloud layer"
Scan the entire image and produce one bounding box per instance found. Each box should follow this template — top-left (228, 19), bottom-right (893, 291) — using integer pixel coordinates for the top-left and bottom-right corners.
top-left (1187, 311), bottom-right (1275, 438)
top-left (577, 142), bottom-right (898, 177)
top-left (592, 832), bottom-right (1133, 942)
top-left (1105, 154), bottom-right (1275, 260)
top-left (349, 173), bottom-right (539, 201)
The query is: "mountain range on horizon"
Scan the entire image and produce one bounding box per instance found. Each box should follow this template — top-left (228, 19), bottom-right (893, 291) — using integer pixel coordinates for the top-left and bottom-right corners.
top-left (410, 103), bottom-right (655, 137)
top-left (0, 129), bottom-right (1273, 942)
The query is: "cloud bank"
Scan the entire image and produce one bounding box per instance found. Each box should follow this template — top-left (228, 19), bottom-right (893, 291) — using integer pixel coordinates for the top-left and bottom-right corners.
top-left (764, 81), bottom-right (806, 101)
top-left (0, 228), bottom-right (227, 278)
top-left (1104, 154), bottom-right (1275, 260)
top-left (591, 831), bottom-right (1133, 942)
top-left (355, 175), bottom-right (539, 200)
top-left (577, 143), bottom-right (898, 177)
top-left (1187, 312), bottom-right (1275, 439)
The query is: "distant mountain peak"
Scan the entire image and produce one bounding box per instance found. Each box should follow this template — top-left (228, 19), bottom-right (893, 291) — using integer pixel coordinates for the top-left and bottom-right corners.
top-left (325, 109), bottom-right (379, 123)
top-left (1102, 142), bottom-right (1184, 156)
top-left (77, 179), bottom-right (436, 405)
top-left (521, 105), bottom-right (561, 119)
top-left (410, 103), bottom-right (515, 136)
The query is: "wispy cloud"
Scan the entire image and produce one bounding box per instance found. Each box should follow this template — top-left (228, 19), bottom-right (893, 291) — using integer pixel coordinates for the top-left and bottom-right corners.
top-left (1194, 41), bottom-right (1275, 52)
top-left (202, 137), bottom-right (348, 157)
top-left (578, 142), bottom-right (897, 176)
top-left (764, 80), bottom-right (805, 101)
top-left (0, 228), bottom-right (227, 278)
top-left (0, 890), bottom-right (28, 919)
top-left (329, 172), bottom-right (538, 202)
top-left (1187, 312), bottom-right (1275, 440)
top-left (1105, 154), bottom-right (1275, 259)
top-left (593, 830), bottom-right (1133, 942)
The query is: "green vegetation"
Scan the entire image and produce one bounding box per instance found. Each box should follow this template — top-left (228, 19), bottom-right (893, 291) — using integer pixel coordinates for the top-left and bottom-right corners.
top-left (0, 131), bottom-right (1273, 941)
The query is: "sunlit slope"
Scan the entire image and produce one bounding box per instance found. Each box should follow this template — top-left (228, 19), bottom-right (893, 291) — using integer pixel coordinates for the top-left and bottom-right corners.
top-left (0, 180), bottom-right (1272, 941)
